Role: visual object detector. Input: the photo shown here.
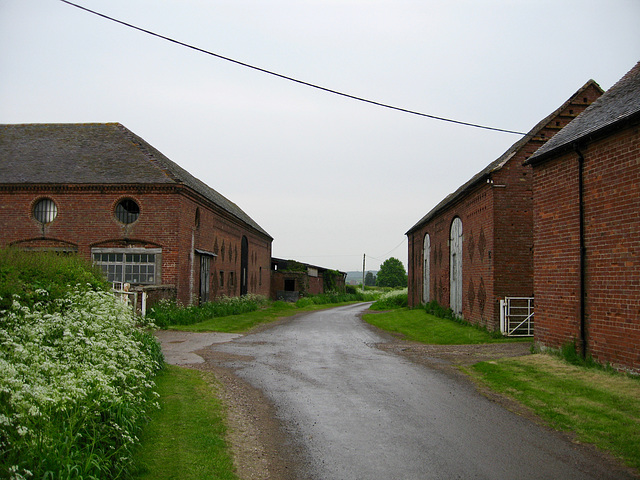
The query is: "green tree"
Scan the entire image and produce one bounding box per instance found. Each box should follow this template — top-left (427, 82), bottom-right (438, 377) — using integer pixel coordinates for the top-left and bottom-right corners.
top-left (376, 257), bottom-right (407, 288)
top-left (364, 271), bottom-right (376, 286)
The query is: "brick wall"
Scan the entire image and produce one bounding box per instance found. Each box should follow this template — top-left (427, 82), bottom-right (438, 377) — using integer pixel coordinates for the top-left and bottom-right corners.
top-left (408, 182), bottom-right (498, 328)
top-left (532, 124), bottom-right (640, 372)
top-left (0, 185), bottom-right (272, 306)
top-left (407, 82), bottom-right (602, 332)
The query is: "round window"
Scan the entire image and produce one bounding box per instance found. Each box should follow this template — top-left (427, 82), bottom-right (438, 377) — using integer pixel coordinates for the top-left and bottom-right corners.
top-left (115, 199), bottom-right (140, 224)
top-left (33, 198), bottom-right (58, 224)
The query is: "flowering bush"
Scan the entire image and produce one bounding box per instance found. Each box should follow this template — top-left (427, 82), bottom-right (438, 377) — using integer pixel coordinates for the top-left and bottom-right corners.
top-left (148, 293), bottom-right (270, 327)
top-left (370, 288), bottom-right (408, 310)
top-left (0, 288), bottom-right (163, 479)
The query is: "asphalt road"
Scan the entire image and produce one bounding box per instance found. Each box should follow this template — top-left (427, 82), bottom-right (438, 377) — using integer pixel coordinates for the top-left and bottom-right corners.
top-left (210, 303), bottom-right (633, 480)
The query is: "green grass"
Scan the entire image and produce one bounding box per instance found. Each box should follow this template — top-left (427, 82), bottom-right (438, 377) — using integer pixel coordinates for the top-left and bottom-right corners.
top-left (168, 299), bottom-right (369, 333)
top-left (134, 365), bottom-right (237, 480)
top-left (363, 308), bottom-right (530, 344)
top-left (469, 355), bottom-right (640, 471)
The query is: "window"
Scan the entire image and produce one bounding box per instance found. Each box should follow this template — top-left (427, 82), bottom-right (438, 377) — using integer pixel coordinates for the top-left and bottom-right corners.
top-left (33, 198), bottom-right (57, 224)
top-left (219, 271), bottom-right (224, 287)
top-left (115, 198), bottom-right (140, 224)
top-left (229, 271), bottom-right (235, 287)
top-left (92, 248), bottom-right (160, 284)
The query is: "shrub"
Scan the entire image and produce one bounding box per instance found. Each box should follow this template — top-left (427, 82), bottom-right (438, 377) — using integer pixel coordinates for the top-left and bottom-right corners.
top-left (0, 288), bottom-right (162, 480)
top-left (370, 288), bottom-right (408, 310)
top-left (299, 291), bottom-right (379, 305)
top-left (147, 294), bottom-right (269, 327)
top-left (558, 340), bottom-right (614, 371)
top-left (0, 248), bottom-right (108, 311)
top-left (424, 300), bottom-right (457, 320)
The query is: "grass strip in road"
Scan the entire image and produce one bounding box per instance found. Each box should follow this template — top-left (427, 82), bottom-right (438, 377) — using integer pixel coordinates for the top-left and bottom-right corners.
top-left (362, 307), bottom-right (530, 344)
top-left (468, 354), bottom-right (640, 471)
top-left (169, 300), bottom-right (365, 333)
top-left (134, 365), bottom-right (237, 480)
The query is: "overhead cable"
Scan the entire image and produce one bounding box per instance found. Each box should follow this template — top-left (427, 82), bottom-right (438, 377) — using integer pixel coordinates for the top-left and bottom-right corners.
top-left (60, 0), bottom-right (528, 136)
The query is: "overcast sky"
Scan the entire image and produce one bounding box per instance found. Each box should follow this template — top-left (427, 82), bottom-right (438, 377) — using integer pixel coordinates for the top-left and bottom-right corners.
top-left (1, 0), bottom-right (638, 272)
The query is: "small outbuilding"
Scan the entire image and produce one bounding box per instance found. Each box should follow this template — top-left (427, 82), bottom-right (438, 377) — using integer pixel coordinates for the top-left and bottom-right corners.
top-left (0, 123), bottom-right (273, 308)
top-left (406, 81), bottom-right (603, 332)
top-left (525, 62), bottom-right (640, 373)
top-left (271, 258), bottom-right (346, 301)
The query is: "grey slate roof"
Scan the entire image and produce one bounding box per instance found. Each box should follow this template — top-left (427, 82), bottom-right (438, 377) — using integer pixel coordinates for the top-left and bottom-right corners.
top-left (406, 80), bottom-right (601, 234)
top-left (0, 123), bottom-right (271, 238)
top-left (527, 61), bottom-right (640, 165)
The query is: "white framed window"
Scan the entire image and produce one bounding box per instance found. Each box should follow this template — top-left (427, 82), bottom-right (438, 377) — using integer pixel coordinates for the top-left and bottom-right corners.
top-left (92, 248), bottom-right (161, 285)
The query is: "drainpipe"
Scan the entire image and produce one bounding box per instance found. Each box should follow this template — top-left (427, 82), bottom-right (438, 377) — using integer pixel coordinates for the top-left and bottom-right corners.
top-left (575, 145), bottom-right (587, 360)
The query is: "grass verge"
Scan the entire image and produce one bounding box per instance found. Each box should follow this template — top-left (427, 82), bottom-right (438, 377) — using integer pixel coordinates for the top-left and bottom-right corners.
top-left (168, 300), bottom-right (368, 333)
top-left (134, 365), bottom-right (237, 480)
top-left (467, 354), bottom-right (640, 471)
top-left (362, 308), bottom-right (530, 344)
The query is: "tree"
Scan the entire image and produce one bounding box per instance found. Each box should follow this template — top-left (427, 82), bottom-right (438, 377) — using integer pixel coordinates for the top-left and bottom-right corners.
top-left (364, 271), bottom-right (376, 286)
top-left (376, 257), bottom-right (407, 288)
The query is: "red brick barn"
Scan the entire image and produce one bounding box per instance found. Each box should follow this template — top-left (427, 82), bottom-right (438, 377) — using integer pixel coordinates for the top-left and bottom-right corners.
top-left (0, 123), bottom-right (273, 307)
top-left (525, 62), bottom-right (640, 373)
top-left (270, 257), bottom-right (346, 301)
top-left (406, 81), bottom-right (603, 332)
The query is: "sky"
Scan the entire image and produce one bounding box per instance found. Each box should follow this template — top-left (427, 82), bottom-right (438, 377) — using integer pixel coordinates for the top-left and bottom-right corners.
top-left (1, 0), bottom-right (639, 273)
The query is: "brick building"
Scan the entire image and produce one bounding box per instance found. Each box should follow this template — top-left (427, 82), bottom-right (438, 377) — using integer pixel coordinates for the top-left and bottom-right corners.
top-left (0, 123), bottom-right (273, 307)
top-left (270, 258), bottom-right (347, 301)
top-left (525, 62), bottom-right (640, 372)
top-left (406, 81), bottom-right (603, 331)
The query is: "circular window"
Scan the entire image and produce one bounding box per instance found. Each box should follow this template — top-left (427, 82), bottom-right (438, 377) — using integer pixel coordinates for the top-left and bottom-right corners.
top-left (33, 198), bottom-right (58, 224)
top-left (115, 199), bottom-right (140, 224)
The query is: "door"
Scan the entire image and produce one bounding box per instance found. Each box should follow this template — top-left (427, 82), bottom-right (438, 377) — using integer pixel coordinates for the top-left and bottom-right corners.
top-left (199, 254), bottom-right (210, 304)
top-left (423, 233), bottom-right (431, 303)
top-left (450, 217), bottom-right (463, 316)
top-left (240, 236), bottom-right (249, 295)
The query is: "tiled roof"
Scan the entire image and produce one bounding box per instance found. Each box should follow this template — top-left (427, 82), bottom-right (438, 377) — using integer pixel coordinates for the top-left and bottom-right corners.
top-left (406, 80), bottom-right (601, 234)
top-left (527, 61), bottom-right (640, 165)
top-left (0, 123), bottom-right (271, 238)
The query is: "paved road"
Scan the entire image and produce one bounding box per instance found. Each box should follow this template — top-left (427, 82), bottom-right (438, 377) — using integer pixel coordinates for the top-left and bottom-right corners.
top-left (210, 303), bottom-right (633, 480)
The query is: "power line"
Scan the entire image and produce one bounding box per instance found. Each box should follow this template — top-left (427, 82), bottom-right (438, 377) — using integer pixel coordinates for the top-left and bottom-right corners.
top-left (60, 0), bottom-right (528, 136)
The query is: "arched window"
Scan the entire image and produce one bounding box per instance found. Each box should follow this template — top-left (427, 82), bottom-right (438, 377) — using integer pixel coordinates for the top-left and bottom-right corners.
top-left (450, 217), bottom-right (463, 316)
top-left (422, 233), bottom-right (431, 303)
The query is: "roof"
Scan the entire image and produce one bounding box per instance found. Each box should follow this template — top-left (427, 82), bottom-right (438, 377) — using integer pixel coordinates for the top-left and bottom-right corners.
top-left (406, 80), bottom-right (602, 235)
top-left (271, 257), bottom-right (346, 276)
top-left (527, 61), bottom-right (640, 165)
top-left (0, 123), bottom-right (271, 238)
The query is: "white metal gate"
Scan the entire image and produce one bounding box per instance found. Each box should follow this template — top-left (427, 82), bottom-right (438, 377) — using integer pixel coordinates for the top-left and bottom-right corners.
top-left (500, 297), bottom-right (534, 336)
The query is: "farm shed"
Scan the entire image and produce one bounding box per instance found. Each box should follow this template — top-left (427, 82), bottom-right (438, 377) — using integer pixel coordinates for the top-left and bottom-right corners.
top-left (0, 123), bottom-right (273, 307)
top-left (525, 62), bottom-right (640, 373)
top-left (406, 81), bottom-right (603, 332)
top-left (271, 257), bottom-right (346, 301)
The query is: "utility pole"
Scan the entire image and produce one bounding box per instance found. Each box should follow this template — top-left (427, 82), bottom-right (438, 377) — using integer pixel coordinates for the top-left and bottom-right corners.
top-left (362, 253), bottom-right (366, 292)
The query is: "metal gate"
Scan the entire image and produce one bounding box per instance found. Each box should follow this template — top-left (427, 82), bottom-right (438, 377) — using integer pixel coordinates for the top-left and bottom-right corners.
top-left (500, 297), bottom-right (534, 336)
